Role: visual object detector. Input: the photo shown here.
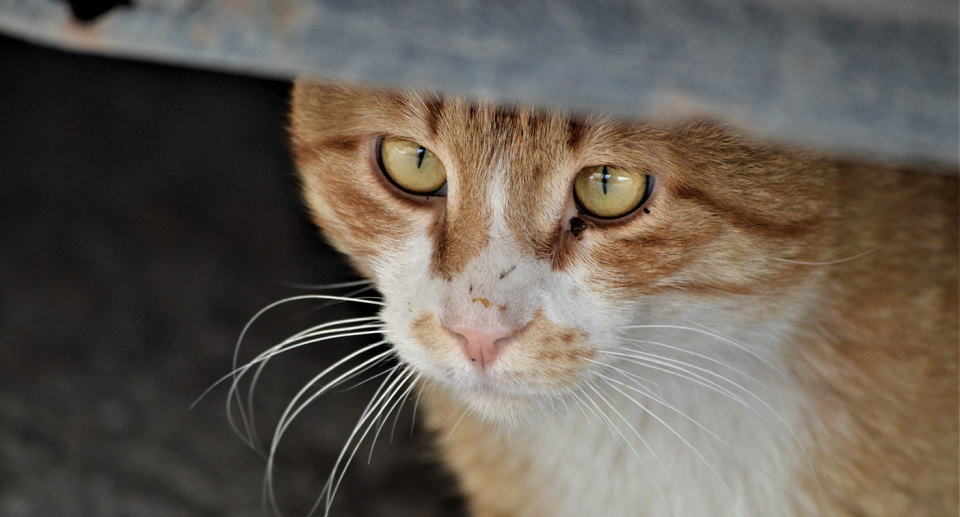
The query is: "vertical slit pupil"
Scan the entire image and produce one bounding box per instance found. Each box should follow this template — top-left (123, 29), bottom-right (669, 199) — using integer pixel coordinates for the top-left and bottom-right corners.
top-left (416, 146), bottom-right (425, 168)
top-left (601, 165), bottom-right (609, 195)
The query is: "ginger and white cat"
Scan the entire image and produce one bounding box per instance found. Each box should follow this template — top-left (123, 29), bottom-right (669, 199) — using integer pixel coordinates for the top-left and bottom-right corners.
top-left (282, 80), bottom-right (958, 516)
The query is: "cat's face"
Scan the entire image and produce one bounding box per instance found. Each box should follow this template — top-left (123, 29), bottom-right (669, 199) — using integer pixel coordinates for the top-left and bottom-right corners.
top-left (291, 81), bottom-right (832, 423)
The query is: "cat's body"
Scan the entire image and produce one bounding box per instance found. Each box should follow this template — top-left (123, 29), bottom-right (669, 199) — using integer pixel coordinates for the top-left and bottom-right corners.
top-left (288, 80), bottom-right (958, 516)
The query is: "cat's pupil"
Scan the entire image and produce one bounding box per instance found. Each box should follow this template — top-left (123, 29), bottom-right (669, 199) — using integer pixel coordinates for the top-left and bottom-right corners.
top-left (416, 146), bottom-right (425, 168)
top-left (601, 165), bottom-right (609, 195)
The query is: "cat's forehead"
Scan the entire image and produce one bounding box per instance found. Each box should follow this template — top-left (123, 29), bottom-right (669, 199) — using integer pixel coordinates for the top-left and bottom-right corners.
top-left (303, 84), bottom-right (669, 166)
top-left (399, 94), bottom-right (671, 165)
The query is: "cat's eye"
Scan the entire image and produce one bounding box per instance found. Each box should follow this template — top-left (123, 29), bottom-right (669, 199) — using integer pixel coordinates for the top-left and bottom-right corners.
top-left (377, 137), bottom-right (447, 195)
top-left (573, 165), bottom-right (652, 219)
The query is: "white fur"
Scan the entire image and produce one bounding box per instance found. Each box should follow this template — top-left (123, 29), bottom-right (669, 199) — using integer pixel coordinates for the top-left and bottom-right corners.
top-left (496, 301), bottom-right (811, 517)
top-left (367, 161), bottom-right (812, 517)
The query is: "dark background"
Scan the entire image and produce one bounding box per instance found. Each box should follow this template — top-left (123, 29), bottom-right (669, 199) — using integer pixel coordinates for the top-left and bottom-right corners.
top-left (0, 35), bottom-right (463, 516)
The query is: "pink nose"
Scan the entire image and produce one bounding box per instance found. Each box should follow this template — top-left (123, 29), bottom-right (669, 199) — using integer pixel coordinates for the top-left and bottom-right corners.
top-left (449, 326), bottom-right (515, 369)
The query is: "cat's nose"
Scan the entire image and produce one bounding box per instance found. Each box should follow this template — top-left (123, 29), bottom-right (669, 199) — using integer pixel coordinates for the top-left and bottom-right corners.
top-left (449, 326), bottom-right (515, 369)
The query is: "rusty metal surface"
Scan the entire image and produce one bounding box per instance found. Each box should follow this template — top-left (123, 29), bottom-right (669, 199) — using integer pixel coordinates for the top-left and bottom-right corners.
top-left (0, 0), bottom-right (957, 165)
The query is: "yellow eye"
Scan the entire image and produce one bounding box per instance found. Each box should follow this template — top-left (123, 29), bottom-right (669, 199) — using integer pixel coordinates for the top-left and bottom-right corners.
top-left (573, 165), bottom-right (651, 219)
top-left (377, 137), bottom-right (447, 195)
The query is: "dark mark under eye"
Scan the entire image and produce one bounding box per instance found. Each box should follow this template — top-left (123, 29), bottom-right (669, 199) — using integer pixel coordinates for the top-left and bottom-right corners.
top-left (570, 217), bottom-right (587, 238)
top-left (643, 208), bottom-right (651, 214)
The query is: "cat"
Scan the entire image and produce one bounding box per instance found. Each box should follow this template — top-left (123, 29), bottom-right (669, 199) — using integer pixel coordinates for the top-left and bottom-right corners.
top-left (275, 79), bottom-right (958, 517)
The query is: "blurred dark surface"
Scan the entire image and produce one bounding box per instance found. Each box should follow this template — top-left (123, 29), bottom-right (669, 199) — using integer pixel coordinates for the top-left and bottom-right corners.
top-left (0, 35), bottom-right (463, 517)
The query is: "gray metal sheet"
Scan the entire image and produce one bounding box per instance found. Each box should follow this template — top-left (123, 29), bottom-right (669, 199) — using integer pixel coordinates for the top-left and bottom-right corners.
top-left (1, 0), bottom-right (957, 165)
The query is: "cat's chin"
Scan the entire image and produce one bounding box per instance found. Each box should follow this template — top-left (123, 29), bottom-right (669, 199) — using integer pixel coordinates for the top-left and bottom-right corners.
top-left (438, 378), bottom-right (573, 424)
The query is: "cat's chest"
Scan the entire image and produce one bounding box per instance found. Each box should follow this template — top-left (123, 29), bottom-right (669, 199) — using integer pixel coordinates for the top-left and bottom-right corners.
top-left (427, 316), bottom-right (812, 517)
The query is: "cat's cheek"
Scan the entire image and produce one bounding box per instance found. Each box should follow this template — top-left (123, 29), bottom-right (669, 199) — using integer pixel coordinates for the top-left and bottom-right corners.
top-left (494, 313), bottom-right (598, 391)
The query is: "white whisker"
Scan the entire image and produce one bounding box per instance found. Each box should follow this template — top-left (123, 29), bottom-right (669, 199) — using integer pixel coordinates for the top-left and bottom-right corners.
top-left (604, 345), bottom-right (800, 460)
top-left (446, 402), bottom-right (472, 439)
top-left (390, 372), bottom-right (422, 444)
top-left (243, 323), bottom-right (385, 446)
top-left (600, 350), bottom-right (756, 415)
top-left (579, 382), bottom-right (671, 512)
top-left (323, 366), bottom-right (415, 515)
top-left (369, 372), bottom-right (419, 461)
top-left (230, 327), bottom-right (386, 450)
top-left (409, 379), bottom-right (428, 438)
top-left (279, 279), bottom-right (375, 290)
top-left (607, 337), bottom-right (821, 511)
top-left (204, 317), bottom-right (382, 450)
top-left (594, 361), bottom-right (801, 508)
top-left (624, 338), bottom-right (765, 388)
top-left (619, 324), bottom-right (792, 387)
top-left (596, 374), bottom-right (747, 517)
top-left (768, 240), bottom-right (889, 266)
top-left (225, 295), bottom-right (384, 446)
top-left (263, 346), bottom-right (393, 515)
top-left (302, 363), bottom-right (404, 517)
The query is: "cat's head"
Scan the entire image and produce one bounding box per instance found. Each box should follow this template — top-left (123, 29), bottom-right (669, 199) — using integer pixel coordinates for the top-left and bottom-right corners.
top-left (290, 80), bottom-right (832, 423)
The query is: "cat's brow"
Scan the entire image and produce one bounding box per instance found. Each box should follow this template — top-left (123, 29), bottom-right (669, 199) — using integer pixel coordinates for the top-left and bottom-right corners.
top-left (423, 96), bottom-right (444, 137)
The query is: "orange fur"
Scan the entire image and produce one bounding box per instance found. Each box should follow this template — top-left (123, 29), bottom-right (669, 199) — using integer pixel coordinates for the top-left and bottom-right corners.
top-left (289, 79), bottom-right (958, 516)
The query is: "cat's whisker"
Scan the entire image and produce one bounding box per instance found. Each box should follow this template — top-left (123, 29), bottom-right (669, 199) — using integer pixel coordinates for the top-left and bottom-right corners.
top-left (541, 397), bottom-right (571, 454)
top-left (323, 366), bottom-right (415, 515)
top-left (217, 320), bottom-right (384, 452)
top-left (566, 388), bottom-right (596, 425)
top-left (306, 363), bottom-right (406, 516)
top-left (243, 323), bottom-right (385, 446)
top-left (605, 346), bottom-right (783, 422)
top-left (195, 316), bottom-right (378, 410)
top-left (226, 295), bottom-right (385, 446)
top-left (292, 286), bottom-right (382, 319)
top-left (233, 328), bottom-right (386, 450)
top-left (265, 349), bottom-right (391, 476)
top-left (593, 362), bottom-right (804, 509)
top-left (279, 279), bottom-right (374, 290)
top-left (238, 322), bottom-right (385, 383)
top-left (445, 401), bottom-right (473, 439)
top-left (567, 385), bottom-right (632, 508)
top-left (768, 240), bottom-right (891, 266)
top-left (580, 381), bottom-right (673, 512)
top-left (369, 371), bottom-right (419, 461)
top-left (236, 322), bottom-right (383, 391)
top-left (593, 355), bottom-right (786, 456)
top-left (332, 355), bottom-right (402, 393)
top-left (595, 374), bottom-right (748, 517)
top-left (601, 344), bottom-right (823, 512)
top-left (622, 338), bottom-right (768, 389)
top-left (389, 372), bottom-right (422, 444)
top-left (409, 378), bottom-right (427, 438)
top-left (604, 346), bottom-right (800, 456)
top-left (587, 380), bottom-right (687, 514)
top-left (599, 350), bottom-right (759, 416)
top-left (598, 348), bottom-right (809, 480)
top-left (271, 346), bottom-right (393, 449)
top-left (262, 348), bottom-right (394, 515)
top-left (619, 324), bottom-right (791, 386)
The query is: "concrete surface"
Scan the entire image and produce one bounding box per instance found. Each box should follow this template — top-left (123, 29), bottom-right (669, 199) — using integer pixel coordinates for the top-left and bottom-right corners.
top-left (0, 0), bottom-right (957, 165)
